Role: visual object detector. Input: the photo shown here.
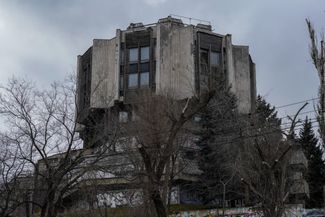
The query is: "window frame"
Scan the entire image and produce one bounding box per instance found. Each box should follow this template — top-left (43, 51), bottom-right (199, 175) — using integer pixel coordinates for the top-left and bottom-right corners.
top-left (126, 45), bottom-right (151, 89)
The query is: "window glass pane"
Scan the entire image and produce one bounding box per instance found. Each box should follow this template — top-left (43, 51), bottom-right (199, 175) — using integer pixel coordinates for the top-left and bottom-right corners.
top-left (140, 72), bottom-right (149, 86)
top-left (200, 49), bottom-right (208, 65)
top-left (120, 49), bottom-right (125, 64)
top-left (129, 64), bottom-right (137, 73)
top-left (140, 63), bottom-right (149, 72)
top-left (210, 51), bottom-right (220, 66)
top-left (153, 45), bottom-right (156, 60)
top-left (128, 74), bottom-right (138, 88)
top-left (120, 75), bottom-right (123, 89)
top-left (200, 49), bottom-right (209, 75)
top-left (141, 47), bottom-right (149, 61)
top-left (129, 48), bottom-right (138, 62)
top-left (120, 65), bottom-right (124, 75)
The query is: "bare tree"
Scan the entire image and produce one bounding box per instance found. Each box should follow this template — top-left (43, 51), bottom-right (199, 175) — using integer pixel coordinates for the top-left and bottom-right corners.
top-left (0, 77), bottom-right (117, 217)
top-left (0, 137), bottom-right (29, 217)
top-left (119, 89), bottom-right (215, 217)
top-left (306, 19), bottom-right (325, 148)
top-left (238, 98), bottom-right (308, 217)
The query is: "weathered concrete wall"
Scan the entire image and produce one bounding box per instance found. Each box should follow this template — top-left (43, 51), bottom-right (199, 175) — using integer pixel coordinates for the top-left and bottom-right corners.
top-left (233, 45), bottom-right (252, 114)
top-left (157, 24), bottom-right (195, 99)
top-left (91, 39), bottom-right (119, 108)
top-left (224, 34), bottom-right (236, 94)
top-left (250, 58), bottom-right (256, 112)
top-left (76, 55), bottom-right (82, 113)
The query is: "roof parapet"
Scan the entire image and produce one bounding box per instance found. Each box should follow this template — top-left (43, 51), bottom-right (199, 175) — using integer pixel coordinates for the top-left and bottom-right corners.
top-left (127, 22), bottom-right (144, 30)
top-left (158, 16), bottom-right (183, 25)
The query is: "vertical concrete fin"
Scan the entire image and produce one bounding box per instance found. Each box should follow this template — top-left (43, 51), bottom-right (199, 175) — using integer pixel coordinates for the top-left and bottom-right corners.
top-left (90, 39), bottom-right (119, 108)
top-left (158, 25), bottom-right (195, 98)
top-left (224, 34), bottom-right (236, 94)
top-left (233, 45), bottom-right (251, 113)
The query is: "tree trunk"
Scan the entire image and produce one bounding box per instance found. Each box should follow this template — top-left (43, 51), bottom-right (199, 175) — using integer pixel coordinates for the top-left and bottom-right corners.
top-left (39, 204), bottom-right (47, 217)
top-left (222, 183), bottom-right (226, 216)
top-left (151, 190), bottom-right (167, 217)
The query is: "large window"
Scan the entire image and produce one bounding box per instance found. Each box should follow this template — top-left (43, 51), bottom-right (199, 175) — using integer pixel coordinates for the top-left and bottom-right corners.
top-left (127, 46), bottom-right (150, 89)
top-left (199, 49), bottom-right (221, 91)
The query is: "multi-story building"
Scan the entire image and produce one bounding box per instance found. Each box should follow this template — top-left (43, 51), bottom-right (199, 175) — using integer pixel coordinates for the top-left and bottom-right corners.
top-left (73, 15), bottom-right (258, 208)
top-left (76, 15), bottom-right (256, 148)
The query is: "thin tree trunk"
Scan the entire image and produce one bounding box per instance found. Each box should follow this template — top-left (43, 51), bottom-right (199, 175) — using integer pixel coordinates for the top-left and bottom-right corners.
top-left (151, 190), bottom-right (167, 217)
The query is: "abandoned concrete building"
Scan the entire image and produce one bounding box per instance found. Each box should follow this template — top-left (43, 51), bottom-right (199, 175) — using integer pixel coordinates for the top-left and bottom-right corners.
top-left (73, 16), bottom-right (257, 208)
top-left (76, 15), bottom-right (256, 143)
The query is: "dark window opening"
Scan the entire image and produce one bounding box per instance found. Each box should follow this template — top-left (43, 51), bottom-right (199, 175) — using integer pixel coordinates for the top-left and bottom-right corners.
top-left (120, 75), bottom-right (124, 89)
top-left (200, 49), bottom-right (209, 75)
top-left (129, 64), bottom-right (137, 74)
top-left (141, 63), bottom-right (149, 72)
top-left (120, 49), bottom-right (125, 65)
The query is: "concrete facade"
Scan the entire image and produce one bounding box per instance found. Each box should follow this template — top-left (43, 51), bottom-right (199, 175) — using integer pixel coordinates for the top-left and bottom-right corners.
top-left (76, 16), bottom-right (256, 124)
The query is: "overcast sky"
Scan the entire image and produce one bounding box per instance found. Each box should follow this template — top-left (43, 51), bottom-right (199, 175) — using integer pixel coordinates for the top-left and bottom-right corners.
top-left (0, 0), bottom-right (324, 123)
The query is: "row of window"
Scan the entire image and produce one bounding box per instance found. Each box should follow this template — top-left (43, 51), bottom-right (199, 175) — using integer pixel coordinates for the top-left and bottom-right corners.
top-left (129, 47), bottom-right (149, 62)
top-left (120, 46), bottom-right (221, 91)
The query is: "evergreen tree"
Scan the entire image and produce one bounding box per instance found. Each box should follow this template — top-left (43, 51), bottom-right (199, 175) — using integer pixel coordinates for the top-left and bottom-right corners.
top-left (195, 85), bottom-right (241, 205)
top-left (299, 118), bottom-right (325, 208)
top-left (255, 95), bottom-right (281, 130)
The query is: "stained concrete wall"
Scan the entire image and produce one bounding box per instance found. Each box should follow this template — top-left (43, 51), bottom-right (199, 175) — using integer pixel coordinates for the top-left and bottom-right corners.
top-left (76, 55), bottom-right (82, 113)
top-left (232, 45), bottom-right (252, 114)
top-left (250, 58), bottom-right (256, 112)
top-left (223, 34), bottom-right (236, 94)
top-left (157, 24), bottom-right (195, 98)
top-left (90, 39), bottom-right (119, 108)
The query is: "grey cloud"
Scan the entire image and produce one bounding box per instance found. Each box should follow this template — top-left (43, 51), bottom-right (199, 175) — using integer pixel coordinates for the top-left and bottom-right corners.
top-left (0, 0), bottom-right (324, 118)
